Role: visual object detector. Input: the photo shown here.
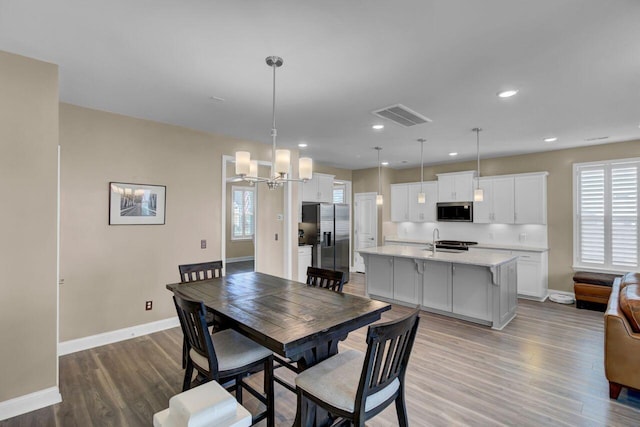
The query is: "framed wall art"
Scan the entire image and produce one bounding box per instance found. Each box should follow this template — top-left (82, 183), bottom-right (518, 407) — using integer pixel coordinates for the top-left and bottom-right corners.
top-left (109, 182), bottom-right (166, 225)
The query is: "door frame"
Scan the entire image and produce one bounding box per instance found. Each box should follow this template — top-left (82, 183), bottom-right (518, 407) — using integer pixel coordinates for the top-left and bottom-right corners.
top-left (221, 155), bottom-right (293, 278)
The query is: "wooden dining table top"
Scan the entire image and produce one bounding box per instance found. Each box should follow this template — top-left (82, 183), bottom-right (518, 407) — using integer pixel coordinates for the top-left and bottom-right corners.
top-left (166, 271), bottom-right (391, 363)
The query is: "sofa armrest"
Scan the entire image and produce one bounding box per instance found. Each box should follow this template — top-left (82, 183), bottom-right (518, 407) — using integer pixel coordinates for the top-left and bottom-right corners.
top-left (604, 278), bottom-right (640, 390)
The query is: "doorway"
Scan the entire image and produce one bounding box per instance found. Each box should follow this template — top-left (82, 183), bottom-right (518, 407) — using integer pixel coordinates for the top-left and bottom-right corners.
top-left (221, 155), bottom-right (293, 278)
top-left (354, 192), bottom-right (378, 273)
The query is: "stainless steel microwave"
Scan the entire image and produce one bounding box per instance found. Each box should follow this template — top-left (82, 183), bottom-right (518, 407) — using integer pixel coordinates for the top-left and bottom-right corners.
top-left (437, 202), bottom-right (473, 222)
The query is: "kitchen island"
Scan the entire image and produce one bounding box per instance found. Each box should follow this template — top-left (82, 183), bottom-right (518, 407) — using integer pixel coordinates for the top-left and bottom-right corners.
top-left (358, 245), bottom-right (519, 330)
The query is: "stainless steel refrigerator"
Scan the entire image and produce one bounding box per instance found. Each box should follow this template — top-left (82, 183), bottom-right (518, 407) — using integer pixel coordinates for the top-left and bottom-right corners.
top-left (301, 203), bottom-right (350, 282)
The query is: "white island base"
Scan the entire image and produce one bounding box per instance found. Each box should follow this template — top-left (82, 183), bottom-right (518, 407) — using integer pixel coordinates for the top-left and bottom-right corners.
top-left (359, 246), bottom-right (519, 330)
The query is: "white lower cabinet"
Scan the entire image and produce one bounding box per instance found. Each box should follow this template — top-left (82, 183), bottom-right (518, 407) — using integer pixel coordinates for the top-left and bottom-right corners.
top-left (393, 257), bottom-right (422, 304)
top-left (513, 250), bottom-right (548, 300)
top-left (469, 247), bottom-right (548, 301)
top-left (361, 252), bottom-right (518, 329)
top-left (422, 260), bottom-right (452, 312)
top-left (452, 264), bottom-right (491, 321)
top-left (366, 254), bottom-right (394, 299)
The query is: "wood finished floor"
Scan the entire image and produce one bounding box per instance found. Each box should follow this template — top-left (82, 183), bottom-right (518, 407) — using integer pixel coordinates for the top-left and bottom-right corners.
top-left (3, 272), bottom-right (640, 426)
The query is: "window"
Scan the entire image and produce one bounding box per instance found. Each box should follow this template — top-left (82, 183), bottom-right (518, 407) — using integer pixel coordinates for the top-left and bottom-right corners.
top-left (333, 183), bottom-right (346, 204)
top-left (232, 186), bottom-right (255, 240)
top-left (574, 158), bottom-right (639, 270)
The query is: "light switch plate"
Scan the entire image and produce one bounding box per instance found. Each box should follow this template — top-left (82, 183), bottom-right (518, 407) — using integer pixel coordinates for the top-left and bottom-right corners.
top-left (201, 239), bottom-right (206, 249)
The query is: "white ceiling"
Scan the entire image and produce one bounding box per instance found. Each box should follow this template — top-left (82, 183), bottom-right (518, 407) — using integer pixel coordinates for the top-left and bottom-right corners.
top-left (1, 0), bottom-right (639, 170)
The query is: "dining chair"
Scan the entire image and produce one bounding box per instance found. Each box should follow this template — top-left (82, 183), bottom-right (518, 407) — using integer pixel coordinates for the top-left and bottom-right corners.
top-left (177, 260), bottom-right (225, 368)
top-left (306, 266), bottom-right (346, 292)
top-left (294, 308), bottom-right (420, 427)
top-left (178, 260), bottom-right (224, 282)
top-left (173, 292), bottom-right (275, 427)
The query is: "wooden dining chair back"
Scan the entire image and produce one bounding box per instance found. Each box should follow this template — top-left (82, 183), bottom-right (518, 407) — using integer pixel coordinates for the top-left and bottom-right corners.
top-left (306, 266), bottom-right (345, 292)
top-left (178, 260), bottom-right (223, 283)
top-left (172, 292), bottom-right (275, 426)
top-left (173, 292), bottom-right (220, 378)
top-left (295, 308), bottom-right (420, 427)
top-left (355, 308), bottom-right (420, 422)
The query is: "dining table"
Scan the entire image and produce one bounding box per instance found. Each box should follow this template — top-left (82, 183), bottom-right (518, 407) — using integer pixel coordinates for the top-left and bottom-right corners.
top-left (166, 271), bottom-right (391, 369)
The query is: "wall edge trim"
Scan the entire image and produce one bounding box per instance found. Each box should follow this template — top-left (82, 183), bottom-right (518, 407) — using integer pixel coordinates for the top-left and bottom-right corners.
top-left (0, 386), bottom-right (61, 421)
top-left (58, 316), bottom-right (180, 356)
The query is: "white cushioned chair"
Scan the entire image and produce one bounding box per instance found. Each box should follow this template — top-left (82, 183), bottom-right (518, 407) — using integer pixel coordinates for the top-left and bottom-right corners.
top-left (173, 292), bottom-right (274, 427)
top-left (294, 308), bottom-right (420, 427)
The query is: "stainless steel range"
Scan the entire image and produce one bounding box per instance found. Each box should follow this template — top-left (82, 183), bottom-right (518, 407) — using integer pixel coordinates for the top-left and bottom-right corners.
top-left (435, 240), bottom-right (478, 251)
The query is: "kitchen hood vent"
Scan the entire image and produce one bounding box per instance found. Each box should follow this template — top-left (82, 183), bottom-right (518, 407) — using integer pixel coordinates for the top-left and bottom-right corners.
top-left (372, 104), bottom-right (432, 127)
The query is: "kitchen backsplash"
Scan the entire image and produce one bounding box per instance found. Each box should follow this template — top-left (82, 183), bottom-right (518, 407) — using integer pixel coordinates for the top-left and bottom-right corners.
top-left (385, 221), bottom-right (548, 248)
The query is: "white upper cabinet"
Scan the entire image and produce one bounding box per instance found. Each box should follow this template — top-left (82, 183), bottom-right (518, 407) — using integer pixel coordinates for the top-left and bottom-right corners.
top-left (437, 171), bottom-right (476, 202)
top-left (473, 176), bottom-right (515, 224)
top-left (391, 181), bottom-right (437, 222)
top-left (302, 173), bottom-right (335, 203)
top-left (514, 173), bottom-right (548, 224)
top-left (390, 184), bottom-right (410, 222)
top-left (408, 182), bottom-right (438, 222)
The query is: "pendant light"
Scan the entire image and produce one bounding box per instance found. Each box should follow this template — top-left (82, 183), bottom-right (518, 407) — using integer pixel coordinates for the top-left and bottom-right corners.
top-left (417, 138), bottom-right (426, 204)
top-left (235, 56), bottom-right (313, 188)
top-left (375, 147), bottom-right (383, 205)
top-left (473, 127), bottom-right (484, 202)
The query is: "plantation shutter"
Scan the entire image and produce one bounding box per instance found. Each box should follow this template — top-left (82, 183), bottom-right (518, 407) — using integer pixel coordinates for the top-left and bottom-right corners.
top-left (578, 167), bottom-right (605, 265)
top-left (575, 159), bottom-right (639, 270)
top-left (611, 163), bottom-right (638, 267)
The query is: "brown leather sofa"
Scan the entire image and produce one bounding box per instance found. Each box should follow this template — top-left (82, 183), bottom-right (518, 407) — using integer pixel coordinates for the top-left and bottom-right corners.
top-left (604, 272), bottom-right (640, 399)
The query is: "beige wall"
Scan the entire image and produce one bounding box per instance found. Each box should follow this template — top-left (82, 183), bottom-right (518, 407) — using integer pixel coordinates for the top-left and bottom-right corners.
top-left (59, 104), bottom-right (293, 341)
top-left (313, 163), bottom-right (353, 182)
top-left (356, 139), bottom-right (640, 293)
top-left (0, 52), bottom-right (59, 401)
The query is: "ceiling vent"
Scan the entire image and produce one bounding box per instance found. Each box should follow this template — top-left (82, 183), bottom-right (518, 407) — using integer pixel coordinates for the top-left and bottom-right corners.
top-left (372, 104), bottom-right (432, 127)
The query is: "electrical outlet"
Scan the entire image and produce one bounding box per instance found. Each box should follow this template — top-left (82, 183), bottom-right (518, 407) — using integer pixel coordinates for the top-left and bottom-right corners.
top-left (201, 239), bottom-right (206, 249)
top-left (145, 301), bottom-right (153, 311)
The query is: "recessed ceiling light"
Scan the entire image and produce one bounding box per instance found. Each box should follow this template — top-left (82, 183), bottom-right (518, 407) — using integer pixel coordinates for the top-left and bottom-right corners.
top-left (497, 89), bottom-right (519, 98)
top-left (372, 124), bottom-right (384, 130)
top-left (543, 137), bottom-right (558, 143)
top-left (381, 161), bottom-right (389, 166)
top-left (298, 142), bottom-right (308, 148)
top-left (449, 152), bottom-right (458, 156)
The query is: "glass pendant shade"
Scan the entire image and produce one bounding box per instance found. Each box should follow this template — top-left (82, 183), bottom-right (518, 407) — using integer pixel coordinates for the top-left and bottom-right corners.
top-left (235, 151), bottom-right (251, 176)
top-left (376, 194), bottom-right (384, 205)
top-left (275, 149), bottom-right (290, 175)
top-left (249, 160), bottom-right (258, 177)
top-left (474, 188), bottom-right (484, 202)
top-left (299, 157), bottom-right (313, 180)
top-left (417, 192), bottom-right (426, 204)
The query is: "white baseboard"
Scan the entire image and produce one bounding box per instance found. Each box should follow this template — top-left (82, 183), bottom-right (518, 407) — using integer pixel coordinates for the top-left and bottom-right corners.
top-left (0, 386), bottom-right (61, 421)
top-left (58, 316), bottom-right (180, 356)
top-left (226, 256), bottom-right (254, 263)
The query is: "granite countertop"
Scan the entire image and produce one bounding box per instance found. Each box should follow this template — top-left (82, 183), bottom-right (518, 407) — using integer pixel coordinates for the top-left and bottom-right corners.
top-left (357, 245), bottom-right (518, 268)
top-left (384, 236), bottom-right (548, 253)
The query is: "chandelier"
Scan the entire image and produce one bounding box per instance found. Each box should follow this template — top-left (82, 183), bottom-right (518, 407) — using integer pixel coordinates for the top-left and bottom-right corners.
top-left (234, 56), bottom-right (313, 189)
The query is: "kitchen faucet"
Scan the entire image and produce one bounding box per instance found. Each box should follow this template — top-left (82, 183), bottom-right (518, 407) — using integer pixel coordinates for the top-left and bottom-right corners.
top-left (432, 228), bottom-right (440, 255)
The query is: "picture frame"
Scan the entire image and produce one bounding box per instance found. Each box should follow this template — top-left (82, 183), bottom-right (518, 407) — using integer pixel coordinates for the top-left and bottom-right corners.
top-left (109, 182), bottom-right (166, 225)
